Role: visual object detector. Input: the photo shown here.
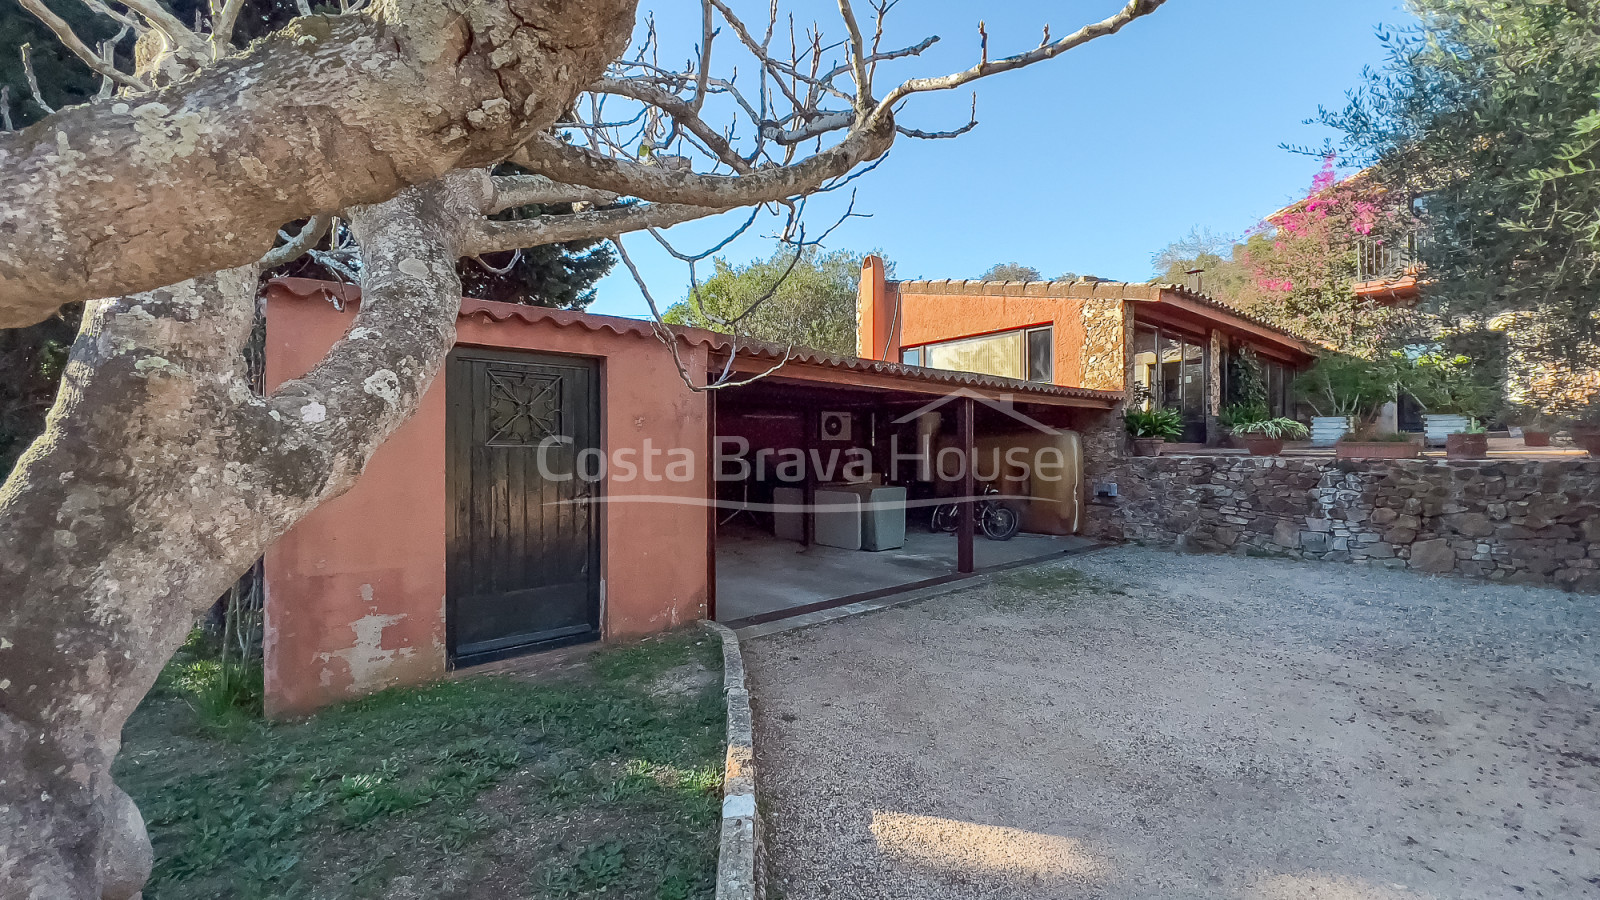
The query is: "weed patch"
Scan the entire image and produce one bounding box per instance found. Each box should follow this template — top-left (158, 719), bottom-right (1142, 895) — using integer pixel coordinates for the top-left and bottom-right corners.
top-left (988, 564), bottom-right (1128, 611)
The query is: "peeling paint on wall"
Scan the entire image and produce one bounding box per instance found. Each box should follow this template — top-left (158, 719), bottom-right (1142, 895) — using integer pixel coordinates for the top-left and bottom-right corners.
top-left (313, 586), bottom-right (416, 695)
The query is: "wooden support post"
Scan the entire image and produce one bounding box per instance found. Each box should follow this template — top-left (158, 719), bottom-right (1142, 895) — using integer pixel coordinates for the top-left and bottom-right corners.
top-left (958, 396), bottom-right (975, 574)
top-left (802, 403), bottom-right (815, 547)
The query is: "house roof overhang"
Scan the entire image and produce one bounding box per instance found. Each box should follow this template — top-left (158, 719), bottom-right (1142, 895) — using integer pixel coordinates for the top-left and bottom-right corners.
top-left (1135, 285), bottom-right (1320, 365)
top-left (267, 278), bottom-right (1121, 410)
top-left (722, 348), bottom-right (1120, 409)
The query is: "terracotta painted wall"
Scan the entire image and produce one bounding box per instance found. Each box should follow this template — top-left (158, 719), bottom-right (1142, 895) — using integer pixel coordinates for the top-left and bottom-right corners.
top-left (262, 283), bottom-right (712, 717)
top-left (455, 307), bottom-right (712, 639)
top-left (262, 285), bottom-right (448, 718)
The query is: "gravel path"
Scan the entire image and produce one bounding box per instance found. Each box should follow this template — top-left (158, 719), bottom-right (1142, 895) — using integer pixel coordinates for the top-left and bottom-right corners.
top-left (743, 547), bottom-right (1600, 900)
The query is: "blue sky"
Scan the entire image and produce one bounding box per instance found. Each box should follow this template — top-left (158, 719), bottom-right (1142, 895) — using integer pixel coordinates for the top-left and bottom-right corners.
top-left (587, 0), bottom-right (1414, 318)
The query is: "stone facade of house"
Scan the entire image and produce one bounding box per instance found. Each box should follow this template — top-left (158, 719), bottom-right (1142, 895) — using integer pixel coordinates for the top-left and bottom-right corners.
top-left (1084, 454), bottom-right (1600, 593)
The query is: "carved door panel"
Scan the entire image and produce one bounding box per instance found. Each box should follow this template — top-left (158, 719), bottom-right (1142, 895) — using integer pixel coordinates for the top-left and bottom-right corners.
top-left (446, 349), bottom-right (601, 665)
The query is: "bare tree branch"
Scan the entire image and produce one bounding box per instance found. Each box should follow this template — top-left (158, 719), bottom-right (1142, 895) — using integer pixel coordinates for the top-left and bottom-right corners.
top-left (592, 77), bottom-right (755, 173)
top-left (690, 0), bottom-right (715, 113)
top-left (835, 0), bottom-right (873, 112)
top-left (119, 0), bottom-right (209, 58)
top-left (260, 216), bottom-right (330, 268)
top-left (463, 201), bottom-right (722, 257)
top-left (513, 122), bottom-right (895, 208)
top-left (18, 0), bottom-right (147, 89)
top-left (878, 0), bottom-right (1168, 107)
top-left (210, 0), bottom-right (249, 54)
top-left (19, 43), bottom-right (54, 114)
top-left (489, 174), bottom-right (620, 213)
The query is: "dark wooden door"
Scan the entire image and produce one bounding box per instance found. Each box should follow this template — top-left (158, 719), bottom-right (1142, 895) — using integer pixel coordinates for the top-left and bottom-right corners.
top-left (447, 349), bottom-right (601, 666)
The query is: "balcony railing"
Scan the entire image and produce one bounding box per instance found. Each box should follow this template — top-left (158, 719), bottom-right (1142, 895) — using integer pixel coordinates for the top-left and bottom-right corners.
top-left (1357, 233), bottom-right (1428, 282)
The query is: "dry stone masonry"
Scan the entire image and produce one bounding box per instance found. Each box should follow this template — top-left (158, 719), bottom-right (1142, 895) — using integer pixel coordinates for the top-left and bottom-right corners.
top-left (1088, 455), bottom-right (1600, 592)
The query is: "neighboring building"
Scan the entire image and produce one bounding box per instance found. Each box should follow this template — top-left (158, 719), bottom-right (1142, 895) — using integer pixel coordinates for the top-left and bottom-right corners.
top-left (1352, 231), bottom-right (1426, 304)
top-left (855, 257), bottom-right (1318, 444)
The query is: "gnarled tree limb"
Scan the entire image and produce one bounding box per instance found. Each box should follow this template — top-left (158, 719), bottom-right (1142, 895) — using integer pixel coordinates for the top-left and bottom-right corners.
top-left (0, 0), bottom-right (638, 327)
top-left (0, 171), bottom-right (484, 900)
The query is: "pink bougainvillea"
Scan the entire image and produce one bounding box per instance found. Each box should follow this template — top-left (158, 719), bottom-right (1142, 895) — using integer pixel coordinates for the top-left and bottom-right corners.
top-left (1231, 158), bottom-right (1422, 354)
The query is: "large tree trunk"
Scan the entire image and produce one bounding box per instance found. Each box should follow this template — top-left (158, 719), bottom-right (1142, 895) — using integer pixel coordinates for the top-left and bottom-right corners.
top-left (0, 0), bottom-right (637, 327)
top-left (0, 171), bottom-right (485, 900)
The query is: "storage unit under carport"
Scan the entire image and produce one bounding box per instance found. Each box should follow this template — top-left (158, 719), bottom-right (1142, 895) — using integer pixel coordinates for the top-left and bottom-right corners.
top-left (259, 279), bottom-right (1119, 716)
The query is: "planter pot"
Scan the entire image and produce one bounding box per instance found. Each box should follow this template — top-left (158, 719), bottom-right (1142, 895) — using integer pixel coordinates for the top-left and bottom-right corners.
top-left (1422, 414), bottom-right (1471, 447)
top-left (1131, 438), bottom-right (1166, 457)
top-left (1522, 430), bottom-right (1552, 448)
top-left (1445, 432), bottom-right (1489, 460)
top-left (1310, 416), bottom-right (1352, 448)
top-left (1336, 440), bottom-right (1421, 460)
top-left (1238, 436), bottom-right (1285, 456)
top-left (1574, 427), bottom-right (1600, 457)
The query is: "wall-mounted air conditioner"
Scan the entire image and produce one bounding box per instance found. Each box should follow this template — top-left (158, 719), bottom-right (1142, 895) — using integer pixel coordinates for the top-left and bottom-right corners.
top-left (820, 411), bottom-right (852, 442)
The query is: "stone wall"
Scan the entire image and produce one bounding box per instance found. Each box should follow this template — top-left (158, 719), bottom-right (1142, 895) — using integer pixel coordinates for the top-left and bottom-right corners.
top-left (1085, 454), bottom-right (1600, 592)
top-left (1078, 297), bottom-right (1130, 393)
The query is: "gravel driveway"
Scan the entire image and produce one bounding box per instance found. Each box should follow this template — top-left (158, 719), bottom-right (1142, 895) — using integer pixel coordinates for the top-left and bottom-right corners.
top-left (743, 547), bottom-right (1600, 900)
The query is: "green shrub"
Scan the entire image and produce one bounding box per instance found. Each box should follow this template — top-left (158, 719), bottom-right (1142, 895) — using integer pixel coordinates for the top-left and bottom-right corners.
top-left (1125, 407), bottom-right (1183, 440)
top-left (1294, 354), bottom-right (1401, 418)
top-left (1220, 402), bottom-right (1270, 430)
top-left (1231, 417), bottom-right (1310, 440)
top-left (1408, 352), bottom-right (1500, 417)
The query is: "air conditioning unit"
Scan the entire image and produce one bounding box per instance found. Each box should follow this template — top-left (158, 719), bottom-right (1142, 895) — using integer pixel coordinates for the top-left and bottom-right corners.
top-left (820, 411), bottom-right (853, 442)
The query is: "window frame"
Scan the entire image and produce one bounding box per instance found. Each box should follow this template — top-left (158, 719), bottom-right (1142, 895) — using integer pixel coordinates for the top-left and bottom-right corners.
top-left (903, 324), bottom-right (1056, 384)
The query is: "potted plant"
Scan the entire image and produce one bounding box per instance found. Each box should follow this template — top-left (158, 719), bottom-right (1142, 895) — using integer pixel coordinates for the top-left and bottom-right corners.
top-left (1502, 404), bottom-right (1553, 447)
top-left (1220, 402), bottom-right (1270, 449)
top-left (1294, 355), bottom-right (1396, 447)
top-left (1407, 352), bottom-right (1500, 447)
top-left (1445, 418), bottom-right (1489, 460)
top-left (1125, 407), bottom-right (1183, 457)
top-left (1335, 426), bottom-right (1422, 460)
top-left (1571, 403), bottom-right (1600, 457)
top-left (1230, 418), bottom-right (1311, 456)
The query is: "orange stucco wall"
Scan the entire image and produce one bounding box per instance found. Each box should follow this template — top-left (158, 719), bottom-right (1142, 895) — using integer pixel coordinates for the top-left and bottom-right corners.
top-left (856, 262), bottom-right (1118, 392)
top-left (262, 282), bottom-right (711, 717)
top-left (893, 285), bottom-right (1092, 388)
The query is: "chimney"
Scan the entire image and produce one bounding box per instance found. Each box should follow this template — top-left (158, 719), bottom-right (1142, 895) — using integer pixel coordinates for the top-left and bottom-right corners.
top-left (856, 255), bottom-right (894, 360)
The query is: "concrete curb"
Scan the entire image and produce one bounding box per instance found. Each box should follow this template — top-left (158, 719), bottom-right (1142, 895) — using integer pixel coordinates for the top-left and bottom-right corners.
top-left (704, 621), bottom-right (760, 900)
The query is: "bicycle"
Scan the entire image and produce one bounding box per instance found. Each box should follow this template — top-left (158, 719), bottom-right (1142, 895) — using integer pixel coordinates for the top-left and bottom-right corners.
top-left (929, 484), bottom-right (1021, 541)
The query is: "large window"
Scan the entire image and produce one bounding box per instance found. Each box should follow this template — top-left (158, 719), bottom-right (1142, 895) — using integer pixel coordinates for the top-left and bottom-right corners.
top-left (1133, 324), bottom-right (1208, 442)
top-left (903, 326), bottom-right (1054, 383)
top-left (1263, 358), bottom-right (1291, 418)
top-left (1225, 347), bottom-right (1295, 418)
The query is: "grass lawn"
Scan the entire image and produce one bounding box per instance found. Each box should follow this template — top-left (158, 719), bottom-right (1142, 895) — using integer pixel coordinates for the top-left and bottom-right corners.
top-left (115, 629), bottom-right (726, 900)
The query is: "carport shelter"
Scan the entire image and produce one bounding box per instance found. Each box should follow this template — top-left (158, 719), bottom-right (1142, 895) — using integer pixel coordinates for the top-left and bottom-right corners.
top-left (261, 278), bottom-right (1118, 716)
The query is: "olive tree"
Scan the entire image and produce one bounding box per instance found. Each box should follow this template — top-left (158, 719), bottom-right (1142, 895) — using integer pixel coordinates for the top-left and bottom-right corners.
top-left (0, 1), bottom-right (1169, 896)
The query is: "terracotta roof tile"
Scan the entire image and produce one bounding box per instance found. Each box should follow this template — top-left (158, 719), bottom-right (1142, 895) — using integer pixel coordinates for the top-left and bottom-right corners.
top-left (267, 278), bottom-right (1121, 404)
